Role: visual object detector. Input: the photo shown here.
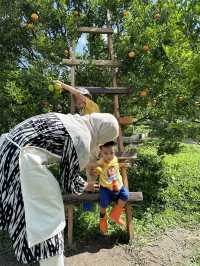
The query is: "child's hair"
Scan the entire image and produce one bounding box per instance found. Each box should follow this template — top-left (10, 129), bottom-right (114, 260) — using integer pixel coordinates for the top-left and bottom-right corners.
top-left (100, 141), bottom-right (116, 149)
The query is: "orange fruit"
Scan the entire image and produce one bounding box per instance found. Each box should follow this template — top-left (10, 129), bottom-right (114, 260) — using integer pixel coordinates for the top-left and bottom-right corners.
top-left (27, 23), bottom-right (34, 30)
top-left (54, 82), bottom-right (62, 91)
top-left (128, 51), bottom-right (136, 59)
top-left (64, 49), bottom-right (69, 57)
top-left (123, 10), bottom-right (129, 17)
top-left (140, 88), bottom-right (149, 97)
top-left (143, 44), bottom-right (150, 52)
top-left (176, 96), bottom-right (184, 102)
top-left (31, 13), bottom-right (39, 22)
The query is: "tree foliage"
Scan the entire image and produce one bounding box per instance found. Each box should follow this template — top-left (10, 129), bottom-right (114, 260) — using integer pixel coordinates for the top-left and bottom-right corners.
top-left (0, 0), bottom-right (199, 153)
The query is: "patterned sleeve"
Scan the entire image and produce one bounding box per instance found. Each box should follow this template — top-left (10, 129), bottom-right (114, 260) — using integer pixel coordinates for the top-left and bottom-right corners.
top-left (59, 135), bottom-right (86, 194)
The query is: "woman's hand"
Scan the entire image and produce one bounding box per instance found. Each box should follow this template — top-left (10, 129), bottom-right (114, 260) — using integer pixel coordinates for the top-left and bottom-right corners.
top-left (86, 162), bottom-right (99, 176)
top-left (84, 181), bottom-right (99, 192)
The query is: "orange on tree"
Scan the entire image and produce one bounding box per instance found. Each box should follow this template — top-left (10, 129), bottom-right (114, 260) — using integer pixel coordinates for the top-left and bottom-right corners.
top-left (176, 96), bottom-right (184, 102)
top-left (64, 49), bottom-right (69, 57)
top-left (31, 13), bottom-right (39, 22)
top-left (27, 23), bottom-right (34, 30)
top-left (140, 88), bottom-right (149, 97)
top-left (123, 10), bottom-right (129, 17)
top-left (128, 51), bottom-right (136, 59)
top-left (143, 44), bottom-right (150, 52)
top-left (54, 82), bottom-right (62, 92)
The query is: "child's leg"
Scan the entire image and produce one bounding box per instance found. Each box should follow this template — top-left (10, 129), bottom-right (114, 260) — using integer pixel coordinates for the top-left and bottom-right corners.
top-left (109, 186), bottom-right (129, 225)
top-left (99, 187), bottom-right (112, 234)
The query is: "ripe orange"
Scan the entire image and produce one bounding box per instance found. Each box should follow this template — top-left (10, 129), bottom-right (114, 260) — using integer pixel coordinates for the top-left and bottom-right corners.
top-left (123, 10), bottom-right (129, 17)
top-left (140, 88), bottom-right (149, 97)
top-left (128, 51), bottom-right (136, 59)
top-left (143, 44), bottom-right (150, 52)
top-left (31, 13), bottom-right (39, 22)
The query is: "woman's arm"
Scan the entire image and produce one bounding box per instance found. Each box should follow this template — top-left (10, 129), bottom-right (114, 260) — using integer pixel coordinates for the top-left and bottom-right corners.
top-left (60, 136), bottom-right (98, 194)
top-left (53, 80), bottom-right (83, 97)
top-left (54, 80), bottom-right (86, 107)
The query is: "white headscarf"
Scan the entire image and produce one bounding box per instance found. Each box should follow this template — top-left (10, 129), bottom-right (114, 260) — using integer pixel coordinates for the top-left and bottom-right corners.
top-left (55, 112), bottom-right (119, 170)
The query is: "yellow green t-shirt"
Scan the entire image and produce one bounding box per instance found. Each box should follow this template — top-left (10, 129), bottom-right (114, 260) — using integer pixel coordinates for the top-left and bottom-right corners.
top-left (97, 156), bottom-right (123, 190)
top-left (81, 97), bottom-right (100, 115)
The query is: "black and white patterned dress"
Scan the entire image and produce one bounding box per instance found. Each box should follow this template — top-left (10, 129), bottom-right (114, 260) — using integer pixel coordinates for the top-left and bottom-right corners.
top-left (0, 112), bottom-right (85, 264)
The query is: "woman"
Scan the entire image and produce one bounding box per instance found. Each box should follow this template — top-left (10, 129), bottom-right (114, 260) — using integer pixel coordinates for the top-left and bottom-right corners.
top-left (0, 112), bottom-right (119, 265)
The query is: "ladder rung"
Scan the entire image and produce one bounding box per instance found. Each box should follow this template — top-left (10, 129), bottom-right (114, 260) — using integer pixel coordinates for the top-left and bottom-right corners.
top-left (76, 86), bottom-right (132, 95)
top-left (63, 191), bottom-right (143, 205)
top-left (78, 27), bottom-right (113, 34)
top-left (116, 152), bottom-right (137, 161)
top-left (62, 59), bottom-right (119, 67)
top-left (118, 116), bottom-right (134, 125)
top-left (123, 136), bottom-right (143, 144)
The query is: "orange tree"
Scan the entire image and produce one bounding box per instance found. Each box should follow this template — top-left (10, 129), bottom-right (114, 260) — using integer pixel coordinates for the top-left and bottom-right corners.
top-left (0, 0), bottom-right (199, 153)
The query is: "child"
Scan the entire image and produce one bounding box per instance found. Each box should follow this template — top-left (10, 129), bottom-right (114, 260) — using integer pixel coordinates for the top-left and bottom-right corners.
top-left (53, 80), bottom-right (100, 115)
top-left (95, 141), bottom-right (129, 234)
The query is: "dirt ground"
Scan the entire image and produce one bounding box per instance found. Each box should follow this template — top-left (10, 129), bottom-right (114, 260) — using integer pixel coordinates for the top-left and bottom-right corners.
top-left (0, 228), bottom-right (199, 266)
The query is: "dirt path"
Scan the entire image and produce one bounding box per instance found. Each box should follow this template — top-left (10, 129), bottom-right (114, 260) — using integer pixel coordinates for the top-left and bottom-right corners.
top-left (0, 228), bottom-right (199, 266)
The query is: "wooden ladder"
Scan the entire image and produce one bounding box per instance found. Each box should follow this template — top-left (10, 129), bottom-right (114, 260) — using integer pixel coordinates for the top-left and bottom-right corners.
top-left (63, 22), bottom-right (143, 246)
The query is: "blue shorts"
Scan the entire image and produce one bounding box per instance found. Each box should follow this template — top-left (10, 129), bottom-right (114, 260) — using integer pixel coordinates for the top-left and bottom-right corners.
top-left (100, 186), bottom-right (129, 208)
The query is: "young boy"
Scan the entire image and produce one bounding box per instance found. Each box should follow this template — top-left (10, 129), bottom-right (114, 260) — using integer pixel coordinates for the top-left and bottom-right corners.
top-left (53, 80), bottom-right (100, 115)
top-left (95, 141), bottom-right (129, 234)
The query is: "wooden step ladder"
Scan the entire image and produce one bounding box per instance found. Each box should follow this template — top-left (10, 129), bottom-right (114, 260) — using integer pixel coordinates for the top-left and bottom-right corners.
top-left (63, 19), bottom-right (143, 245)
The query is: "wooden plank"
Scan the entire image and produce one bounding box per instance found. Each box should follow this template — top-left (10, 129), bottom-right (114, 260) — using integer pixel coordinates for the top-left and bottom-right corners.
top-left (67, 206), bottom-right (73, 246)
top-left (63, 192), bottom-right (143, 205)
top-left (62, 59), bottom-right (119, 67)
top-left (78, 27), bottom-right (113, 34)
top-left (116, 151), bottom-right (137, 161)
top-left (123, 136), bottom-right (142, 144)
top-left (70, 46), bottom-right (76, 114)
top-left (76, 86), bottom-right (132, 95)
top-left (126, 203), bottom-right (134, 240)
